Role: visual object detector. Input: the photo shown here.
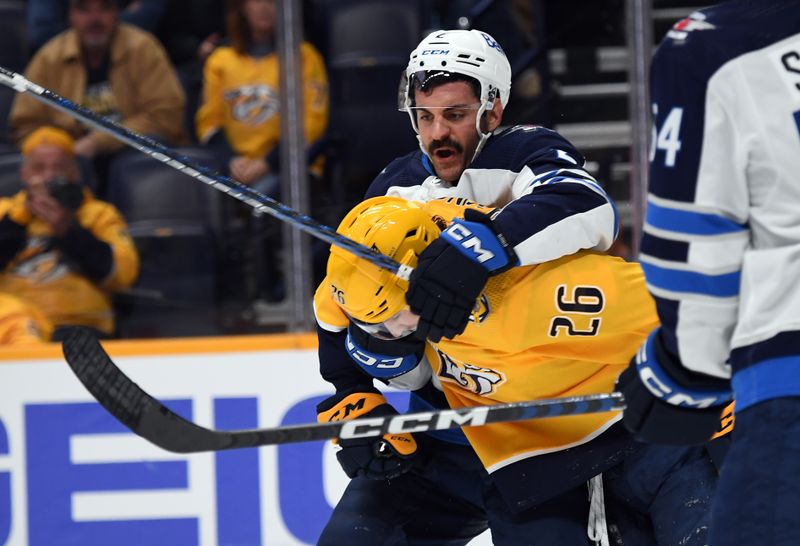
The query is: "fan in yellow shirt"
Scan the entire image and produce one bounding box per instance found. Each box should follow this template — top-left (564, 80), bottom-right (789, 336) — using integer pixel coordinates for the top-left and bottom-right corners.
top-left (0, 126), bottom-right (139, 338)
top-left (0, 293), bottom-right (52, 344)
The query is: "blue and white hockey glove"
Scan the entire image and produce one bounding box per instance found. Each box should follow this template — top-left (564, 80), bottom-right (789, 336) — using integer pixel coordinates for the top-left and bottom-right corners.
top-left (316, 388), bottom-right (420, 480)
top-left (616, 329), bottom-right (733, 445)
top-left (407, 209), bottom-right (517, 342)
top-left (346, 323), bottom-right (431, 390)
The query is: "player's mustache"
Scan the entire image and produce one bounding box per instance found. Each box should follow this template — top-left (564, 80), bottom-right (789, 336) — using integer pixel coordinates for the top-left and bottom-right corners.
top-left (429, 138), bottom-right (463, 155)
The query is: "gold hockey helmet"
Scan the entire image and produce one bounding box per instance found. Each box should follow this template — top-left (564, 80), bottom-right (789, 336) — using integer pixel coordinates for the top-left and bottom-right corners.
top-left (327, 196), bottom-right (442, 325)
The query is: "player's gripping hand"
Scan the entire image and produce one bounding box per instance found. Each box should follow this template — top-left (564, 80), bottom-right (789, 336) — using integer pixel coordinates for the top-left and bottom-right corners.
top-left (615, 329), bottom-right (733, 445)
top-left (406, 209), bottom-right (517, 342)
top-left (317, 389), bottom-right (419, 480)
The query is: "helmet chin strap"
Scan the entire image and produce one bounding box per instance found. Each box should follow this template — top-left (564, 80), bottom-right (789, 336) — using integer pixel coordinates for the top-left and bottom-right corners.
top-left (471, 100), bottom-right (494, 164)
top-left (410, 100), bottom-right (495, 182)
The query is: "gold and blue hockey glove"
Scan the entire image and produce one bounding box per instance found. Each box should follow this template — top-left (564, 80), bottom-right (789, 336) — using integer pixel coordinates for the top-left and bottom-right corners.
top-left (316, 389), bottom-right (419, 480)
top-left (406, 209), bottom-right (517, 342)
top-left (616, 329), bottom-right (733, 445)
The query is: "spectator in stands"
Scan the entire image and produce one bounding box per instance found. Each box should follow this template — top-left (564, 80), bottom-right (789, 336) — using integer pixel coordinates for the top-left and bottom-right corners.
top-left (10, 0), bottom-right (186, 193)
top-left (0, 293), bottom-right (53, 344)
top-left (0, 127), bottom-right (139, 340)
top-left (27, 0), bottom-right (166, 54)
top-left (195, 0), bottom-right (329, 197)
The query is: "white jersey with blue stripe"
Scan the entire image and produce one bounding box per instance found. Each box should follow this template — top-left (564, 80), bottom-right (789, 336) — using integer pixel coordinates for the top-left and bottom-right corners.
top-left (642, 0), bottom-right (800, 383)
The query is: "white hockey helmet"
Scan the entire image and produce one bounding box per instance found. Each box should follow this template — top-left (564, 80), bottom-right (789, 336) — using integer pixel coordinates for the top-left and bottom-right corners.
top-left (399, 29), bottom-right (512, 160)
top-left (401, 29), bottom-right (512, 111)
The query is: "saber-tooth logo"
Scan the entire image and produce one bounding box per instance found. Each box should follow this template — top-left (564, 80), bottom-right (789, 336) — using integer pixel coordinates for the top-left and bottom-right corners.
top-left (436, 349), bottom-right (505, 396)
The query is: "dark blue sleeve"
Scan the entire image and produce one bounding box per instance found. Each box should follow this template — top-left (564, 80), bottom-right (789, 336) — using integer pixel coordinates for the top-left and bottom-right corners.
top-left (364, 153), bottom-right (430, 199)
top-left (317, 325), bottom-right (374, 393)
top-left (490, 128), bottom-right (617, 262)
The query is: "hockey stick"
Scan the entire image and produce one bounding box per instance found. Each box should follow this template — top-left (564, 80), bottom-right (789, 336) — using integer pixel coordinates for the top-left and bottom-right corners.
top-left (0, 66), bottom-right (412, 280)
top-left (62, 328), bottom-right (626, 453)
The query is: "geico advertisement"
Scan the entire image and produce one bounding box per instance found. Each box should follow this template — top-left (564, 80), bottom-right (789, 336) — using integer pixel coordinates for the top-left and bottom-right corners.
top-left (0, 337), bottom-right (491, 546)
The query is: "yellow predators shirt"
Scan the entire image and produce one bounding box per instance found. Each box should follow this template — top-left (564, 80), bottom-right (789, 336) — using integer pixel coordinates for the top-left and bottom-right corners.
top-left (195, 42), bottom-right (329, 160)
top-left (315, 250), bottom-right (658, 473)
top-left (314, 198), bottom-right (659, 474)
top-left (428, 252), bottom-right (657, 472)
top-left (0, 191), bottom-right (139, 335)
top-left (0, 293), bottom-right (53, 344)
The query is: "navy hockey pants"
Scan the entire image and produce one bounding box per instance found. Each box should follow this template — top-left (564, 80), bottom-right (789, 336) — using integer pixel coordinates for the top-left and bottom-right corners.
top-left (710, 397), bottom-right (800, 546)
top-left (317, 436), bottom-right (717, 545)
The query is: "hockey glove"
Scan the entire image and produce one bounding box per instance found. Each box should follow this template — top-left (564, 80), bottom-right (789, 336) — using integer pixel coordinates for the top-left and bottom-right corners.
top-left (407, 209), bottom-right (517, 342)
top-left (317, 389), bottom-right (420, 480)
top-left (346, 323), bottom-right (431, 390)
top-left (616, 329), bottom-right (733, 445)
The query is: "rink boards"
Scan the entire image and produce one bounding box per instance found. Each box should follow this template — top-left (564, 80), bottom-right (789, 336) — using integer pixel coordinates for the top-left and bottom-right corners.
top-left (0, 335), bottom-right (491, 546)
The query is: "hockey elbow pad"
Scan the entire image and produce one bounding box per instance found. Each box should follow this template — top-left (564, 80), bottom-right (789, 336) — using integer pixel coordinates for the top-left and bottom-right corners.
top-left (316, 389), bottom-right (419, 480)
top-left (407, 209), bottom-right (518, 342)
top-left (616, 330), bottom-right (733, 445)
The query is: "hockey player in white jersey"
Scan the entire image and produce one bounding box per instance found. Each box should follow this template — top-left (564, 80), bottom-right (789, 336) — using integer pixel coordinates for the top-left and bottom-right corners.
top-left (309, 24), bottom-right (738, 545)
top-left (616, 2), bottom-right (800, 544)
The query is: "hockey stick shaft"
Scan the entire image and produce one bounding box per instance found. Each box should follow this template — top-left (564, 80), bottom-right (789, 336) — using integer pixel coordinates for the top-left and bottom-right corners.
top-left (62, 328), bottom-right (626, 453)
top-left (0, 66), bottom-right (412, 280)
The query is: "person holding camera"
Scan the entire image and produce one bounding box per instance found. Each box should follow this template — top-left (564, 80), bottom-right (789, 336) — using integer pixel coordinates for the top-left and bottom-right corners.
top-left (0, 126), bottom-right (139, 340)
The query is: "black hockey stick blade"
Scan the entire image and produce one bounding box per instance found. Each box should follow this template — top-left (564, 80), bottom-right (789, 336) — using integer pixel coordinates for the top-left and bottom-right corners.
top-left (62, 328), bottom-right (627, 454)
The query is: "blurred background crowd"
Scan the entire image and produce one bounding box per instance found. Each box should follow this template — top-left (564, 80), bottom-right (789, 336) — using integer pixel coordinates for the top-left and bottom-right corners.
top-left (0, 0), bottom-right (709, 342)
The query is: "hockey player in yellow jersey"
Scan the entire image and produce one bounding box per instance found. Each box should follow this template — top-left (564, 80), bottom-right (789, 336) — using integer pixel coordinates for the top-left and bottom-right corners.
top-left (314, 196), bottom-right (719, 545)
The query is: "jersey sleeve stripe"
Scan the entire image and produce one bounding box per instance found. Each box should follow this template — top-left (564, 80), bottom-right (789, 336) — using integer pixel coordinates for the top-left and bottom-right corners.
top-left (731, 355), bottom-right (800, 411)
top-left (646, 200), bottom-right (747, 236)
top-left (642, 261), bottom-right (741, 298)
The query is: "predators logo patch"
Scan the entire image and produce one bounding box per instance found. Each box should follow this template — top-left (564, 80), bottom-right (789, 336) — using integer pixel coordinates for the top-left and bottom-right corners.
top-left (225, 84), bottom-right (279, 125)
top-left (435, 349), bottom-right (505, 396)
top-left (469, 293), bottom-right (490, 324)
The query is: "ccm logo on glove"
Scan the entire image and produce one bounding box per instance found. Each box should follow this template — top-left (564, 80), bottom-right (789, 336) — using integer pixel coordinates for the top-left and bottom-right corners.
top-left (440, 218), bottom-right (512, 272)
top-left (317, 390), bottom-right (420, 479)
top-left (443, 223), bottom-right (497, 263)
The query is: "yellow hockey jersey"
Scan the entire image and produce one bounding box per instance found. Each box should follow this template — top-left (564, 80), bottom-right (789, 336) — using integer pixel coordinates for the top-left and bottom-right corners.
top-left (0, 293), bottom-right (53, 344)
top-left (0, 190), bottom-right (139, 335)
top-left (315, 198), bottom-right (659, 474)
top-left (195, 42), bottom-right (329, 161)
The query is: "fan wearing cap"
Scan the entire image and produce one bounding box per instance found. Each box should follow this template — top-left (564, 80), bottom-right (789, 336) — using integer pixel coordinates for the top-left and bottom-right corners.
top-left (313, 196), bottom-right (719, 546)
top-left (0, 126), bottom-right (139, 339)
